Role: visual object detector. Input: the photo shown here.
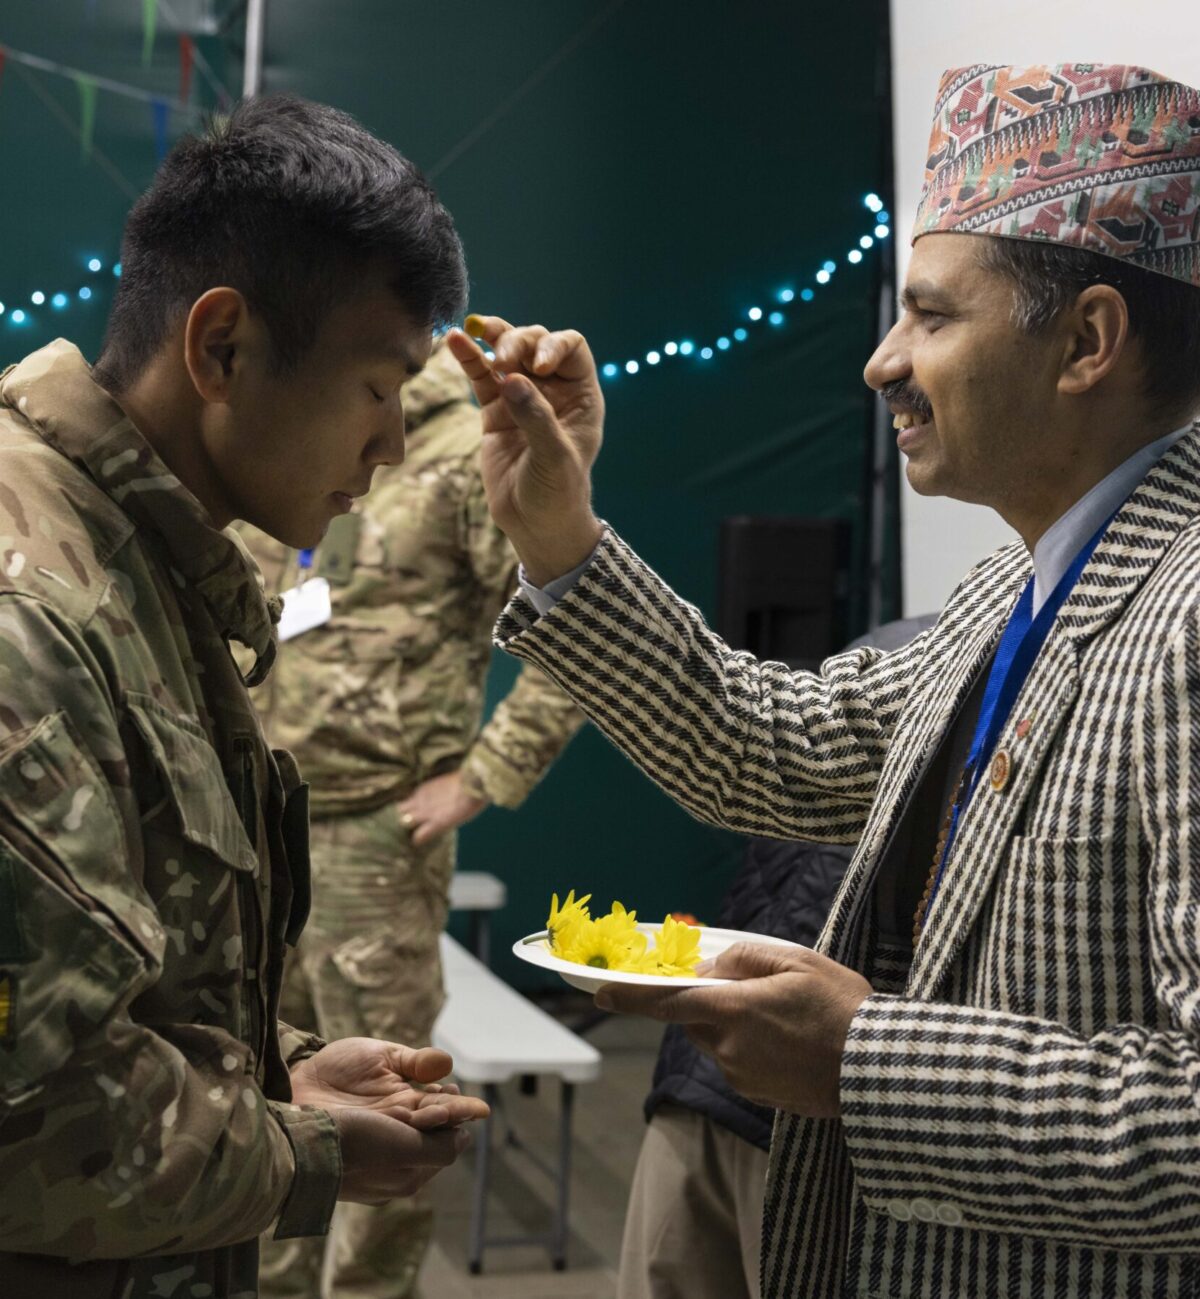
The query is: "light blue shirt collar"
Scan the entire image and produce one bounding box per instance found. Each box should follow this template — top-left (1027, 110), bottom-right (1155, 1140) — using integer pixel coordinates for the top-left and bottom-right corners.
top-left (1032, 424), bottom-right (1192, 614)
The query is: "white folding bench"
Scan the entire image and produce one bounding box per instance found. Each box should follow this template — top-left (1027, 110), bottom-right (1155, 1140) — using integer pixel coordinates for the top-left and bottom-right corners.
top-left (432, 932), bottom-right (601, 1272)
top-left (447, 870), bottom-right (507, 965)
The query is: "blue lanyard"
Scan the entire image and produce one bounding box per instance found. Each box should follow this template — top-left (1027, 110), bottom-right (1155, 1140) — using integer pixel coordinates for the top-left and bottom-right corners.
top-left (924, 512), bottom-right (1112, 920)
top-left (298, 548), bottom-right (315, 574)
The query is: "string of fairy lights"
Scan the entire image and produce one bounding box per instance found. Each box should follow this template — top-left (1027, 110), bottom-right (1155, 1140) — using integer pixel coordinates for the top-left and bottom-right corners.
top-left (597, 193), bottom-right (890, 383)
top-left (1, 256), bottom-right (122, 327)
top-left (2, 194), bottom-right (890, 361)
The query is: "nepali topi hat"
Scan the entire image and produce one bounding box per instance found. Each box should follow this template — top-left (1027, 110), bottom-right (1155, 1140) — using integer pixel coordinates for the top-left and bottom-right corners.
top-left (913, 63), bottom-right (1200, 287)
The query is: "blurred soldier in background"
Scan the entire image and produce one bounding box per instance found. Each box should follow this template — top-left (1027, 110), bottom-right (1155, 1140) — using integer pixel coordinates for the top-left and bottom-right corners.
top-left (238, 337), bottom-right (584, 1299)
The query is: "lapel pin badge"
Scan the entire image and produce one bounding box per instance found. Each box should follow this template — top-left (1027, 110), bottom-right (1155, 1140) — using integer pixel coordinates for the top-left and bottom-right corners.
top-left (990, 749), bottom-right (1012, 792)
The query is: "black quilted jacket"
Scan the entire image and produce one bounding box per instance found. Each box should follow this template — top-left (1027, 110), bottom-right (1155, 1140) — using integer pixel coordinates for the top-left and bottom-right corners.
top-left (643, 835), bottom-right (854, 1149)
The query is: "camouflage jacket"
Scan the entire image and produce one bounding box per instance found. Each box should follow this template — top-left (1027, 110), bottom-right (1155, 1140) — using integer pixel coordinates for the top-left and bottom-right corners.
top-left (237, 341), bottom-right (583, 819)
top-left (0, 342), bottom-right (340, 1299)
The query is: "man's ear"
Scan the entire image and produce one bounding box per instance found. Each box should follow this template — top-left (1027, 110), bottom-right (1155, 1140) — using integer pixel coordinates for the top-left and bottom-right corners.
top-left (1056, 284), bottom-right (1130, 398)
top-left (182, 287), bottom-right (254, 403)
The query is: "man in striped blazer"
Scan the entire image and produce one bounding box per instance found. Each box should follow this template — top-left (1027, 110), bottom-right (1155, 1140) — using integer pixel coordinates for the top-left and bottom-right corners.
top-left (447, 64), bottom-right (1200, 1298)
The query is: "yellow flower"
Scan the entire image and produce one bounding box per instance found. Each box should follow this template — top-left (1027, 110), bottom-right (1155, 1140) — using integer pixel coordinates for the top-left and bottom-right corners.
top-left (593, 900), bottom-right (638, 940)
top-left (546, 889), bottom-right (592, 954)
top-left (643, 914), bottom-right (703, 977)
top-left (559, 914), bottom-right (648, 971)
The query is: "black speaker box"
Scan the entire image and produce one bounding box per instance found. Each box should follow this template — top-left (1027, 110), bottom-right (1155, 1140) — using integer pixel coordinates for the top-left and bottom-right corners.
top-left (717, 517), bottom-right (851, 670)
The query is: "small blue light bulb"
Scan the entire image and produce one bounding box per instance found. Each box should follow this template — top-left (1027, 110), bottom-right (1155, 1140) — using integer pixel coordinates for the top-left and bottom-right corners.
top-left (11, 309), bottom-right (27, 324)
top-left (87, 257), bottom-right (102, 273)
top-left (602, 363), bottom-right (619, 379)
top-left (877, 211), bottom-right (890, 225)
top-left (113, 262), bottom-right (123, 277)
top-left (664, 341), bottom-right (678, 356)
top-left (715, 337), bottom-right (730, 351)
top-left (822, 260), bottom-right (836, 274)
top-left (31, 291), bottom-right (45, 305)
top-left (816, 270), bottom-right (831, 285)
top-left (800, 288), bottom-right (815, 301)
top-left (860, 235), bottom-right (874, 249)
top-left (778, 288), bottom-right (795, 303)
top-left (699, 346), bottom-right (714, 360)
top-left (768, 311), bottom-right (784, 326)
top-left (733, 327), bottom-right (748, 342)
top-left (79, 286), bottom-right (93, 301)
top-left (51, 292), bottom-right (68, 309)
top-left (646, 350), bottom-right (661, 365)
top-left (864, 192), bottom-right (882, 211)
top-left (679, 340), bottom-right (695, 356)
top-left (848, 249), bottom-right (863, 264)
top-left (874, 224), bottom-right (890, 239)
top-left (625, 360), bottom-right (639, 375)
top-left (747, 307), bottom-right (763, 322)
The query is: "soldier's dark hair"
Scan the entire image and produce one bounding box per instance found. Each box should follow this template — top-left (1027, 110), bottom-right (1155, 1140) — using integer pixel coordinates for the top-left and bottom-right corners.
top-left (94, 94), bottom-right (467, 392)
top-left (977, 237), bottom-right (1200, 421)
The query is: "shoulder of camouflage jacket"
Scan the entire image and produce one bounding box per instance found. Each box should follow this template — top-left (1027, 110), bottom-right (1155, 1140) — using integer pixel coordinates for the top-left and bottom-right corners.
top-left (0, 405), bottom-right (135, 628)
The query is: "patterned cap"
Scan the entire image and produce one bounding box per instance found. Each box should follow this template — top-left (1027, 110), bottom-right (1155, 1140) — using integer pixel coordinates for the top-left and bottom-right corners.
top-left (913, 64), bottom-right (1200, 287)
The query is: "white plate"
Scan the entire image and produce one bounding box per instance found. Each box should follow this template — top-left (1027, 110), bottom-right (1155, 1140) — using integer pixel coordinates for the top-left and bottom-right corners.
top-left (512, 924), bottom-right (805, 994)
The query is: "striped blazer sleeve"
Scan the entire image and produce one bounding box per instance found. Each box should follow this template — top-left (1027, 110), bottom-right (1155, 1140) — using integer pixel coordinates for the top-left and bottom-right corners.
top-left (493, 528), bottom-right (928, 843)
top-left (838, 603), bottom-right (1200, 1253)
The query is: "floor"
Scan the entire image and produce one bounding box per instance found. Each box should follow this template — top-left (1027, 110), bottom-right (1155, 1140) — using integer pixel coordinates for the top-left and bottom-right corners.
top-left (418, 1000), bottom-right (662, 1299)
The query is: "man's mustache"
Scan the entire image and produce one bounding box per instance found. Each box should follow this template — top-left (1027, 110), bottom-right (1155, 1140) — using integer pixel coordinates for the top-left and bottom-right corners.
top-left (880, 380), bottom-right (933, 420)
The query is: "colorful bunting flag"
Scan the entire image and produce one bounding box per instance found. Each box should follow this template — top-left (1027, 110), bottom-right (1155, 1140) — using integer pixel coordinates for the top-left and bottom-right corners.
top-left (179, 35), bottom-right (194, 103)
top-left (142, 0), bottom-right (158, 67)
top-left (74, 74), bottom-right (97, 160)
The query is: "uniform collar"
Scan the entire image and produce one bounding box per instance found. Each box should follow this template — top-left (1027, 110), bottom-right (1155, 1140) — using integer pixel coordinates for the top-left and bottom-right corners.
top-left (0, 339), bottom-right (279, 685)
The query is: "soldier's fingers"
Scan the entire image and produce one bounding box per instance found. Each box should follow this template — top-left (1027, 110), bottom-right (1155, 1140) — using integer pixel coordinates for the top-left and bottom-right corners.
top-left (375, 1121), bottom-right (467, 1168)
top-left (419, 1092), bottom-right (489, 1122)
top-left (410, 819), bottom-right (445, 847)
top-left (385, 1043), bottom-right (454, 1084)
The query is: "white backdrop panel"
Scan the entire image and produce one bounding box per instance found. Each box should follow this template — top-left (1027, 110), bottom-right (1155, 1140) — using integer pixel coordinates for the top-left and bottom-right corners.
top-left (889, 4), bottom-right (1200, 616)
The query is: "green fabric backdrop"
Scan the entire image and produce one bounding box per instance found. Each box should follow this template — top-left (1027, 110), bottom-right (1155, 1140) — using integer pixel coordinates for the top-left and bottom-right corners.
top-left (0, 1), bottom-right (892, 988)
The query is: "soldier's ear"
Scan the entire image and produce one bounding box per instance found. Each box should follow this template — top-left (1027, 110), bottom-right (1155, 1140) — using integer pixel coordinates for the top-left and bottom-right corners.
top-left (183, 287), bottom-right (252, 403)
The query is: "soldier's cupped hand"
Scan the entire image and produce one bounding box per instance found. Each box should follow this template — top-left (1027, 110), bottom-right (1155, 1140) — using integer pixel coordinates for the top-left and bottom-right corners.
top-left (332, 1104), bottom-right (474, 1204)
top-left (290, 1037), bottom-right (489, 1130)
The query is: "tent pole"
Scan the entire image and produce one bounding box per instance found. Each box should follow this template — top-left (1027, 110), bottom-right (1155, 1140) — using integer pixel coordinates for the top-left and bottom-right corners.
top-left (242, 0), bottom-right (266, 98)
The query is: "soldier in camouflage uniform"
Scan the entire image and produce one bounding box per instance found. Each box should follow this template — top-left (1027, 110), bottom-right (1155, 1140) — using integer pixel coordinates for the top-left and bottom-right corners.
top-left (0, 97), bottom-right (486, 1299)
top-left (239, 337), bottom-right (584, 1299)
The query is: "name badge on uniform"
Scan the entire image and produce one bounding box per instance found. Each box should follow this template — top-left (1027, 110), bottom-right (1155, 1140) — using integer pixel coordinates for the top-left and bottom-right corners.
top-left (317, 513), bottom-right (363, 588)
top-left (277, 577), bottom-right (332, 641)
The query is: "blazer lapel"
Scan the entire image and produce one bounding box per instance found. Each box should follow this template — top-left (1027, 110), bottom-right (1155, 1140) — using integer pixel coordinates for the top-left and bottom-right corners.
top-left (819, 570), bottom-right (1021, 965)
top-left (909, 631), bottom-right (1079, 993)
top-left (909, 422), bottom-right (1200, 996)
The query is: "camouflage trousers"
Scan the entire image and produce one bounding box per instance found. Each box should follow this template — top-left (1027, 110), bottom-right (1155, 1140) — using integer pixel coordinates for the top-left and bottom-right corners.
top-left (259, 802), bottom-right (455, 1299)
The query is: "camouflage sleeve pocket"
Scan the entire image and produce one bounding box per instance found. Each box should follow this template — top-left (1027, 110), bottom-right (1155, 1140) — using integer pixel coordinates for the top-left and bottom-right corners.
top-left (126, 693), bottom-right (257, 873)
top-left (0, 714), bottom-right (153, 1104)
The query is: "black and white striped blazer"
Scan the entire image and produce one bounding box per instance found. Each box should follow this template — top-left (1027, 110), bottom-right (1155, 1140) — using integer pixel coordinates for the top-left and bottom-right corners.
top-left (496, 424), bottom-right (1200, 1298)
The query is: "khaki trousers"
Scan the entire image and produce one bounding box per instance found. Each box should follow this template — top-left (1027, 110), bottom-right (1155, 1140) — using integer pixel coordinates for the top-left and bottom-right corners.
top-left (617, 1105), bottom-right (768, 1299)
top-left (259, 803), bottom-right (455, 1299)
